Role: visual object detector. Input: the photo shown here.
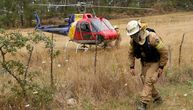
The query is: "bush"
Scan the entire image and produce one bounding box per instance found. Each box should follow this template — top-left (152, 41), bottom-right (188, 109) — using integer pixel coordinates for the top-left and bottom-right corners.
top-left (0, 29), bottom-right (56, 109)
top-left (165, 65), bottom-right (193, 84)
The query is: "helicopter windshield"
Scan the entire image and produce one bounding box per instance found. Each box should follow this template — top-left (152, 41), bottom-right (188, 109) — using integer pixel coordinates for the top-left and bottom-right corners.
top-left (102, 18), bottom-right (114, 30)
top-left (90, 19), bottom-right (109, 32)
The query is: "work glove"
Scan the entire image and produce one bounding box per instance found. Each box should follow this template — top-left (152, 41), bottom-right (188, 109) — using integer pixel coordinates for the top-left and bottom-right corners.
top-left (130, 68), bottom-right (135, 76)
top-left (157, 68), bottom-right (163, 77)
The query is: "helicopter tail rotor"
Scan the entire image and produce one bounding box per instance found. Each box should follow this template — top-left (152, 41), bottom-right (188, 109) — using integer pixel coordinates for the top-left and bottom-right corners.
top-left (34, 12), bottom-right (41, 29)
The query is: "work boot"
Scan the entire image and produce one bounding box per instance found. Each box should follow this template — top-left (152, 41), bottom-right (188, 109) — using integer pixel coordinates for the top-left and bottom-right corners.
top-left (153, 97), bottom-right (163, 105)
top-left (136, 101), bottom-right (147, 110)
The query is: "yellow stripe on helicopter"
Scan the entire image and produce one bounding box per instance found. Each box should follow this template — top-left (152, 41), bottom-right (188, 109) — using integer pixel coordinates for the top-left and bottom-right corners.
top-left (68, 22), bottom-right (77, 40)
top-left (74, 14), bottom-right (83, 21)
top-left (68, 14), bottom-right (83, 39)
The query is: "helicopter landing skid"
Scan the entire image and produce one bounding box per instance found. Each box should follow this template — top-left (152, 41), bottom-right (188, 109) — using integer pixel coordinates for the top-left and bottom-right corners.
top-left (64, 40), bottom-right (91, 53)
top-left (76, 44), bottom-right (89, 53)
top-left (64, 40), bottom-right (72, 52)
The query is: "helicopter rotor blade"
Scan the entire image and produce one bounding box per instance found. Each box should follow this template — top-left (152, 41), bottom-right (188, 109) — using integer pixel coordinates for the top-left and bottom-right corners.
top-left (33, 3), bottom-right (77, 7)
top-left (33, 3), bottom-right (155, 11)
top-left (91, 5), bottom-right (155, 11)
top-left (33, 2), bottom-right (91, 7)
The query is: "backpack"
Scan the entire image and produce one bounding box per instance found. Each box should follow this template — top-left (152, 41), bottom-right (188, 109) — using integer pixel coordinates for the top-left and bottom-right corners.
top-left (146, 28), bottom-right (156, 33)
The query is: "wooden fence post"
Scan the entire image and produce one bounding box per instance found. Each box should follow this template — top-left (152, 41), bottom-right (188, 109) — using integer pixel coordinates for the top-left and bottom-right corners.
top-left (168, 45), bottom-right (172, 71)
top-left (51, 33), bottom-right (54, 88)
top-left (94, 36), bottom-right (98, 74)
top-left (178, 33), bottom-right (185, 66)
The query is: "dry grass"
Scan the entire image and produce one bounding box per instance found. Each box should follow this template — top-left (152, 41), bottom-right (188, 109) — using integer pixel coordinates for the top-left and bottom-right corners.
top-left (1, 11), bottom-right (193, 109)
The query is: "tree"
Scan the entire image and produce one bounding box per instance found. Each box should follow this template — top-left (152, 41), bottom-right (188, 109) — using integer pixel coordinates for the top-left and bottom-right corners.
top-left (0, 29), bottom-right (55, 109)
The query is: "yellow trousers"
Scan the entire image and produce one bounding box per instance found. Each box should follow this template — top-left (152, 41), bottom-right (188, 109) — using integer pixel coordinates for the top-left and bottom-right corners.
top-left (140, 62), bottom-right (161, 104)
top-left (115, 36), bottom-right (122, 48)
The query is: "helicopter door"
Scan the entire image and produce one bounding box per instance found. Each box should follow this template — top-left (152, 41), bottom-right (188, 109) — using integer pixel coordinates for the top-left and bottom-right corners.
top-left (79, 22), bottom-right (93, 40)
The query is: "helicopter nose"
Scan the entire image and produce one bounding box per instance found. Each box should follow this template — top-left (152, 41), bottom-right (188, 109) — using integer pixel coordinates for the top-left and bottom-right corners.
top-left (104, 35), bottom-right (109, 39)
top-left (109, 35), bottom-right (117, 40)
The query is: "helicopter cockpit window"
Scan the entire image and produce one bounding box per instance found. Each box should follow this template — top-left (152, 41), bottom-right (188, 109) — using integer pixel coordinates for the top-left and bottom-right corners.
top-left (80, 22), bottom-right (91, 32)
top-left (102, 19), bottom-right (114, 30)
top-left (90, 19), bottom-right (109, 31)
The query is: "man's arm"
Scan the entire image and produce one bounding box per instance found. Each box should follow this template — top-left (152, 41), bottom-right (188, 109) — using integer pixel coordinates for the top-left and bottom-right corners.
top-left (149, 33), bottom-right (168, 69)
top-left (128, 40), bottom-right (135, 69)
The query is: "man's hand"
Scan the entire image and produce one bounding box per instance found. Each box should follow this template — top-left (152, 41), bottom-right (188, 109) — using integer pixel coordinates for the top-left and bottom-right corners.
top-left (130, 68), bottom-right (135, 76)
top-left (157, 68), bottom-right (163, 77)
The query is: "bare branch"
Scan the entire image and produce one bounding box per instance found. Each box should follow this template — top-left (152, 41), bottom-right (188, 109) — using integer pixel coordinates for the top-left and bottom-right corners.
top-left (24, 46), bottom-right (34, 80)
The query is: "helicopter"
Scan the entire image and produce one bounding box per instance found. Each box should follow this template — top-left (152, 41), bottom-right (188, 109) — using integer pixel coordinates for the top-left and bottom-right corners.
top-left (34, 2), bottom-right (155, 51)
top-left (35, 12), bottom-right (118, 51)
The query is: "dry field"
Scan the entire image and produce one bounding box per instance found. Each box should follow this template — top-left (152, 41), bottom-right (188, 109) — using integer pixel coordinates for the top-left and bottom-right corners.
top-left (1, 12), bottom-right (193, 110)
top-left (17, 11), bottom-right (193, 65)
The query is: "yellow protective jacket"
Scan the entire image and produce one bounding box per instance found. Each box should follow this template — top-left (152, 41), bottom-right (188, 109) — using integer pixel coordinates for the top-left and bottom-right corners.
top-left (128, 31), bottom-right (168, 69)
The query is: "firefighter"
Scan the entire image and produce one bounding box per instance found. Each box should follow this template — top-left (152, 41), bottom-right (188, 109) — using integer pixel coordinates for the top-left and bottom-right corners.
top-left (114, 25), bottom-right (122, 48)
top-left (126, 20), bottom-right (168, 110)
